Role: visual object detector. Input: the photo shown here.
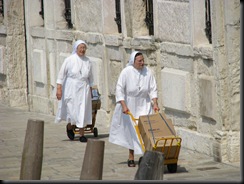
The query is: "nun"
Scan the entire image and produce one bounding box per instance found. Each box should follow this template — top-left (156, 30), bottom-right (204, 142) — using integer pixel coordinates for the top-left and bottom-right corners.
top-left (109, 51), bottom-right (160, 167)
top-left (55, 40), bottom-right (94, 143)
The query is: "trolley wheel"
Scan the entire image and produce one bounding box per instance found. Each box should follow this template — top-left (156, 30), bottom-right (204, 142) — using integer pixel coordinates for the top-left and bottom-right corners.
top-left (167, 163), bottom-right (178, 173)
top-left (93, 127), bottom-right (98, 137)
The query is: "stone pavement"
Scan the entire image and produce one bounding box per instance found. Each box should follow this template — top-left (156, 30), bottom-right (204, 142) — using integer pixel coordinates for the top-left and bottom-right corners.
top-left (0, 103), bottom-right (242, 182)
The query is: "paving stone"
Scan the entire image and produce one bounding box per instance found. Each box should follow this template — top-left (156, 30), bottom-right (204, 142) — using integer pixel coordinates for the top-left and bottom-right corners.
top-left (0, 104), bottom-right (241, 182)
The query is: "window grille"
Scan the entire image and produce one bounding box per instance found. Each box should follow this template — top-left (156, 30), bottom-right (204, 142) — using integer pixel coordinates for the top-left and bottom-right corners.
top-left (39, 0), bottom-right (44, 19)
top-left (144, 0), bottom-right (154, 35)
top-left (114, 0), bottom-right (122, 33)
top-left (64, 0), bottom-right (73, 28)
top-left (0, 0), bottom-right (4, 17)
top-left (205, 0), bottom-right (212, 44)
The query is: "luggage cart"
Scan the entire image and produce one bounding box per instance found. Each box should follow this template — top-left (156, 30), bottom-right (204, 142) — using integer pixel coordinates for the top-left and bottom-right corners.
top-left (127, 111), bottom-right (182, 173)
top-left (73, 86), bottom-right (101, 137)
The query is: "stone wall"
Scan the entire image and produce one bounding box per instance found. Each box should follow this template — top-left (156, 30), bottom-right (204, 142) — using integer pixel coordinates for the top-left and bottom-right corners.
top-left (0, 0), bottom-right (240, 163)
top-left (0, 0), bottom-right (28, 109)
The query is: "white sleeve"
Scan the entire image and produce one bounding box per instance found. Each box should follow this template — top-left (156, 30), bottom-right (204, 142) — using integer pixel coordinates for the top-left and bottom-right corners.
top-left (115, 69), bottom-right (126, 103)
top-left (56, 58), bottom-right (69, 85)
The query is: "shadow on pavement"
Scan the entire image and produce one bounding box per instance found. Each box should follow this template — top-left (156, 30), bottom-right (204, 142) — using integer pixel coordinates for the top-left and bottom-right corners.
top-left (61, 133), bottom-right (110, 142)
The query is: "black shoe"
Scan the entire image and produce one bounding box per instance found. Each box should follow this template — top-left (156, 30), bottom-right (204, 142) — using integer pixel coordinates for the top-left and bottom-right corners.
top-left (66, 124), bottom-right (74, 140)
top-left (127, 159), bottom-right (136, 167)
top-left (79, 136), bottom-right (87, 142)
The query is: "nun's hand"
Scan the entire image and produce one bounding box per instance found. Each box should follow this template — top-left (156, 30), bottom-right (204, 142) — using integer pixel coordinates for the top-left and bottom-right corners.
top-left (56, 88), bottom-right (62, 100)
top-left (153, 103), bottom-right (160, 113)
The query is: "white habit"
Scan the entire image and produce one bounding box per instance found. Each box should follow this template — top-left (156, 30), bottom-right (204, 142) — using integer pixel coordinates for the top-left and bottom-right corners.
top-left (55, 52), bottom-right (94, 128)
top-left (109, 64), bottom-right (158, 155)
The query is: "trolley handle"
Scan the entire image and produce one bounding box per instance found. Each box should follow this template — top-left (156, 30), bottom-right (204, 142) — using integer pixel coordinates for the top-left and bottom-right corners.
top-left (127, 110), bottom-right (159, 120)
top-left (126, 111), bottom-right (138, 125)
top-left (126, 111), bottom-right (159, 125)
top-left (126, 111), bottom-right (145, 152)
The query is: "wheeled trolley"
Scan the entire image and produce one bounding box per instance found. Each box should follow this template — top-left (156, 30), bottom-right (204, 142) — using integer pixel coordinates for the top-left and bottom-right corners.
top-left (73, 109), bottom-right (100, 137)
top-left (73, 86), bottom-right (101, 137)
top-left (152, 136), bottom-right (182, 173)
top-left (127, 111), bottom-right (182, 173)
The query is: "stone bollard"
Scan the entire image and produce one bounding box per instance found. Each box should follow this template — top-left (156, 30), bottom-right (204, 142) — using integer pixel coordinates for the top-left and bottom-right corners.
top-left (20, 119), bottom-right (44, 180)
top-left (80, 139), bottom-right (105, 180)
top-left (134, 151), bottom-right (164, 180)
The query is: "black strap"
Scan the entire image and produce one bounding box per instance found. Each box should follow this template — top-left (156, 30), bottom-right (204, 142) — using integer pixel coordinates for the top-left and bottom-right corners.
top-left (158, 113), bottom-right (176, 136)
top-left (147, 113), bottom-right (176, 145)
top-left (147, 115), bottom-right (156, 145)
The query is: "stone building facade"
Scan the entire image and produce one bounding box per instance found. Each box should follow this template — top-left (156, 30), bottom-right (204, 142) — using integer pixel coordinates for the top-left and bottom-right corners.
top-left (0, 0), bottom-right (240, 163)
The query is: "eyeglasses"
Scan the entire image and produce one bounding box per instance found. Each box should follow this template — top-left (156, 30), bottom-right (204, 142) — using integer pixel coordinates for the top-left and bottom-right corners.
top-left (78, 47), bottom-right (87, 50)
top-left (77, 43), bottom-right (87, 50)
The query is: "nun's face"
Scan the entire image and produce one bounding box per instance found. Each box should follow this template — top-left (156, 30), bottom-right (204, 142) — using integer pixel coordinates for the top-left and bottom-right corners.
top-left (133, 54), bottom-right (144, 70)
top-left (76, 43), bottom-right (87, 57)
